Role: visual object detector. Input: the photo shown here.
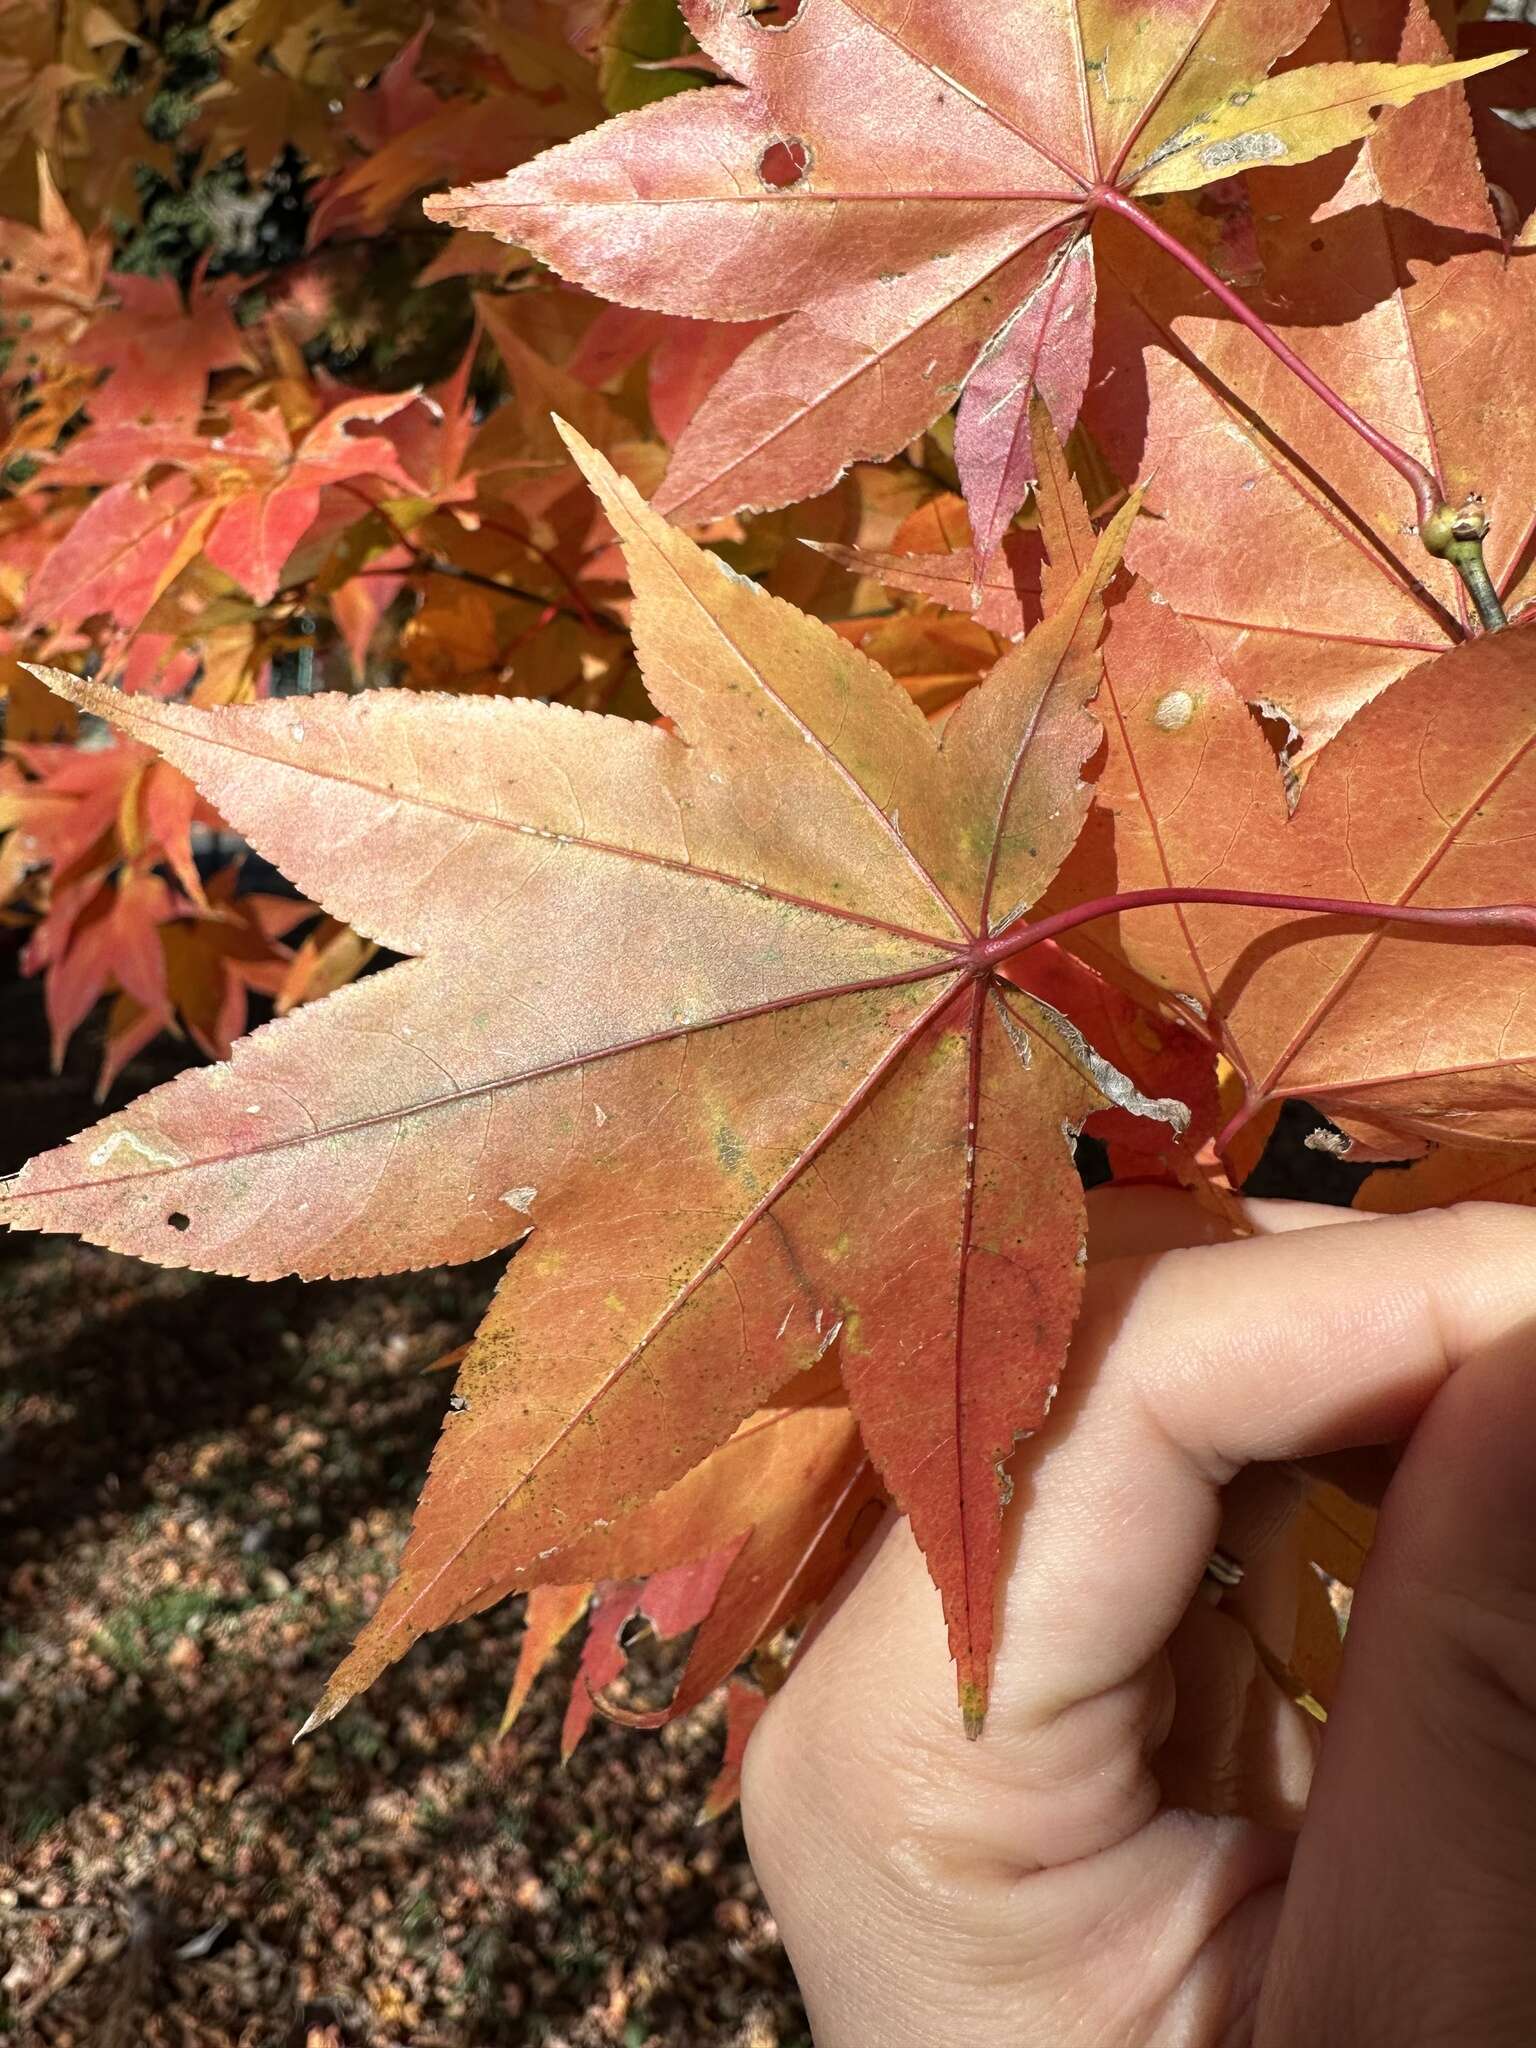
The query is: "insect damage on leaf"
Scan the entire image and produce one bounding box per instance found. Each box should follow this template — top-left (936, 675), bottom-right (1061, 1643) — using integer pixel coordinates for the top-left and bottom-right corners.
top-left (424, 0), bottom-right (1511, 538)
top-left (8, 419), bottom-right (1176, 1733)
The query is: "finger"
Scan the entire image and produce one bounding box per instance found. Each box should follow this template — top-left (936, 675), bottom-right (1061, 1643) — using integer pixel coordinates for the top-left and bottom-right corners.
top-left (1085, 1187), bottom-right (1374, 1264)
top-left (747, 1202), bottom-right (1536, 1848)
top-left (979, 1203), bottom-right (1536, 1743)
top-left (1257, 1303), bottom-right (1536, 2045)
top-left (743, 1202), bottom-right (1536, 2048)
top-left (1160, 1463), bottom-right (1329, 1831)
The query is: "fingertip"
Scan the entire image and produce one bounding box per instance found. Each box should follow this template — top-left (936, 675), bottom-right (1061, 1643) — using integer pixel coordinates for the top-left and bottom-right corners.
top-left (1083, 1187), bottom-right (1377, 1270)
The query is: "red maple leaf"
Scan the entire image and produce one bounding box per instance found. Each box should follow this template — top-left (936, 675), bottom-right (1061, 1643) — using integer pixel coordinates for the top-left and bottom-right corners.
top-left (428, 0), bottom-right (1505, 541)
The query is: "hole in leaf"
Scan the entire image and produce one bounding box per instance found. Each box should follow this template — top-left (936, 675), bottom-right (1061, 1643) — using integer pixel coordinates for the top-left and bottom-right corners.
top-left (167, 1211), bottom-right (190, 1231)
top-left (758, 136), bottom-right (811, 189)
top-left (747, 0), bottom-right (804, 25)
top-left (618, 1614), bottom-right (651, 1652)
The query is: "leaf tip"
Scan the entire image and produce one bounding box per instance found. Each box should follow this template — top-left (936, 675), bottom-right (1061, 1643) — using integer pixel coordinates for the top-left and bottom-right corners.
top-left (549, 410), bottom-right (603, 477)
top-left (18, 661), bottom-right (92, 710)
top-left (292, 1702), bottom-right (329, 1743)
top-left (551, 412), bottom-right (640, 534)
top-left (1464, 45), bottom-right (1523, 82)
top-left (959, 1680), bottom-right (987, 1741)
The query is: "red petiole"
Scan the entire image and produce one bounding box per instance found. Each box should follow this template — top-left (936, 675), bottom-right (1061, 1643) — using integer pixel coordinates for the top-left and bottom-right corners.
top-left (1091, 186), bottom-right (1445, 532)
top-left (1210, 1095), bottom-right (1272, 1165)
top-left (977, 883), bottom-right (1536, 1173)
top-left (975, 886), bottom-right (1536, 972)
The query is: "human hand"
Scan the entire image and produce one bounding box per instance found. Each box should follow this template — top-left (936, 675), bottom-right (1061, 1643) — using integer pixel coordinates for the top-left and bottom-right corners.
top-left (742, 1192), bottom-right (1536, 2045)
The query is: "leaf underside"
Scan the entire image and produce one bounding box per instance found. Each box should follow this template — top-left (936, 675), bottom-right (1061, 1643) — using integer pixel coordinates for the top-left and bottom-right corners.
top-left (426, 0), bottom-right (1507, 532)
top-left (10, 422), bottom-right (1175, 1729)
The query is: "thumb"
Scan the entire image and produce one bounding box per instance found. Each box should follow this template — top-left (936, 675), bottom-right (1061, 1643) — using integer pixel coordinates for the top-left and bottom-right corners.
top-left (1258, 1315), bottom-right (1536, 2045)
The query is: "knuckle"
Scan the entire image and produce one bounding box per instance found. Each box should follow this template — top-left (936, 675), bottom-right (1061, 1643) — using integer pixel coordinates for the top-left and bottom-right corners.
top-left (738, 1666), bottom-right (891, 1894)
top-left (1409, 1197), bottom-right (1536, 1274)
top-left (1374, 1200), bottom-right (1536, 1367)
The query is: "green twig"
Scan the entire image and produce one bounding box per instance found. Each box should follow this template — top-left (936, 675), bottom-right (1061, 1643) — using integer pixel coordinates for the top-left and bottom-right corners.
top-left (1421, 495), bottom-right (1507, 632)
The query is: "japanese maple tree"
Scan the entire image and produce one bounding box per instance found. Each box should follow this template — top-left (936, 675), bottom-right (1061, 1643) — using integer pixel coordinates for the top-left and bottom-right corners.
top-left (5, 0), bottom-right (1536, 1759)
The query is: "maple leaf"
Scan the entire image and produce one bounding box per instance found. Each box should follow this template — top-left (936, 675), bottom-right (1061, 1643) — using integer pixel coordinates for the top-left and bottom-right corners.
top-left (500, 1583), bottom-right (592, 1738)
top-left (1, 649), bottom-right (77, 744)
top-left (274, 915), bottom-right (377, 1017)
top-left (704, 1679), bottom-right (770, 1810)
top-left (1051, 591), bottom-right (1536, 1160)
top-left (5, 734), bottom-right (183, 887)
top-left (1001, 938), bottom-right (1223, 1194)
top-left (159, 864), bottom-right (314, 1063)
top-left (833, 608), bottom-right (1008, 723)
top-left (6, 424), bottom-right (1180, 1732)
top-left (0, 157), bottom-right (107, 391)
top-left (557, 1552), bottom-right (744, 1757)
top-left (1086, 0), bottom-right (1536, 751)
top-left (503, 290), bottom-right (776, 463)
top-left (821, 398), bottom-right (1112, 648)
top-left (74, 273), bottom-right (250, 431)
top-left (21, 474), bottom-right (218, 639)
top-left (308, 57), bottom-right (589, 246)
top-left (494, 1361), bottom-right (874, 1760)
top-left (1358, 1144), bottom-right (1536, 1217)
top-left (186, 0), bottom-right (566, 183)
top-left (822, 530), bottom-right (1043, 641)
top-left (471, 294), bottom-right (663, 485)
top-left (586, 0), bottom-right (718, 115)
top-left (699, 1678), bottom-right (770, 1819)
top-left (0, 24), bottom-right (81, 198)
top-left (377, 308), bottom-right (653, 705)
top-left (0, 728), bottom-right (293, 1083)
top-left (92, 873), bottom-right (311, 1100)
top-left (23, 864), bottom-right (178, 1075)
top-left (40, 394), bottom-right (417, 610)
top-left (426, 0), bottom-right (1507, 535)
top-left (305, 0), bottom-right (607, 233)
top-left (429, 1358), bottom-right (872, 1728)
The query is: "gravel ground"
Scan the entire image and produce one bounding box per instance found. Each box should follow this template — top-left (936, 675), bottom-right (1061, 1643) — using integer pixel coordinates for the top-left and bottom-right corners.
top-left (0, 985), bottom-right (808, 2048)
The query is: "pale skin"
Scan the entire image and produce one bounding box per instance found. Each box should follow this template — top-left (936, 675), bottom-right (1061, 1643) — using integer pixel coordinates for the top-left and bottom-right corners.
top-left (742, 1192), bottom-right (1536, 2045)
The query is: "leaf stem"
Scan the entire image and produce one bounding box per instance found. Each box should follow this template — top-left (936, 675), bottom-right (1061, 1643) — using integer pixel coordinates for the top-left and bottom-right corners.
top-left (1420, 495), bottom-right (1508, 630)
top-left (1095, 188), bottom-right (1443, 530)
top-left (1209, 1093), bottom-right (1268, 1169)
top-left (980, 886), bottom-right (1536, 967)
top-left (402, 553), bottom-right (624, 630)
top-left (1447, 542), bottom-right (1507, 631)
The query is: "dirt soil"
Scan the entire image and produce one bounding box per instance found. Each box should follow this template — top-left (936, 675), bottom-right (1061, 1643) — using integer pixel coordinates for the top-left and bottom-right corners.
top-left (0, 982), bottom-right (809, 2048)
